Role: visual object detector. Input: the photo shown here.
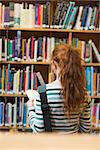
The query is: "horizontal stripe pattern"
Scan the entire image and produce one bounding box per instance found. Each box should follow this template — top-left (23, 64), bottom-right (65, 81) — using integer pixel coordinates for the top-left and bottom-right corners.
top-left (28, 79), bottom-right (92, 133)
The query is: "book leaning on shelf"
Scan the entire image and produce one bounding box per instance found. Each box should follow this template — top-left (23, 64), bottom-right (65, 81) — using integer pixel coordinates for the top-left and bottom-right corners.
top-left (52, 1), bottom-right (99, 30)
top-left (0, 1), bottom-right (99, 30)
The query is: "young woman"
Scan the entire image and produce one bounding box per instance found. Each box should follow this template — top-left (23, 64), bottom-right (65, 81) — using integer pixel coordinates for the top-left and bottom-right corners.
top-left (27, 44), bottom-right (92, 133)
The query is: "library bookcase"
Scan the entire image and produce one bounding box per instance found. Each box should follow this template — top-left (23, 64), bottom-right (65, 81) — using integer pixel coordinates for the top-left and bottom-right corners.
top-left (0, 0), bottom-right (100, 133)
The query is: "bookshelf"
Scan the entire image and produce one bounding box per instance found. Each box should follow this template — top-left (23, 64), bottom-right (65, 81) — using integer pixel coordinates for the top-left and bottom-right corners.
top-left (0, 0), bottom-right (100, 133)
top-left (0, 27), bottom-right (100, 33)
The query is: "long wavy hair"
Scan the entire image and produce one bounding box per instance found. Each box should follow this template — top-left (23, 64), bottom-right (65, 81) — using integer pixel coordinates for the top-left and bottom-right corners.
top-left (51, 44), bottom-right (87, 114)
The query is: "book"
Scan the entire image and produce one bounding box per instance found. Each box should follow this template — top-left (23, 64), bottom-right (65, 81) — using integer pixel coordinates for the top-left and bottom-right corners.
top-left (97, 73), bottom-right (100, 96)
top-left (89, 40), bottom-right (100, 62)
top-left (36, 72), bottom-right (45, 85)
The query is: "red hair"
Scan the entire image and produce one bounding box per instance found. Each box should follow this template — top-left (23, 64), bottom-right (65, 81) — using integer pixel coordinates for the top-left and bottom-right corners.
top-left (51, 44), bottom-right (87, 114)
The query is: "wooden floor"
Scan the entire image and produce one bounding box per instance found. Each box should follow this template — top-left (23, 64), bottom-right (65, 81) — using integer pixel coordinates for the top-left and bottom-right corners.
top-left (0, 132), bottom-right (99, 150)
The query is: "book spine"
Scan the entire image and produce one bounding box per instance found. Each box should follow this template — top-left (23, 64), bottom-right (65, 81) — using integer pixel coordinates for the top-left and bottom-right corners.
top-left (9, 2), bottom-right (14, 27)
top-left (0, 38), bottom-right (2, 61)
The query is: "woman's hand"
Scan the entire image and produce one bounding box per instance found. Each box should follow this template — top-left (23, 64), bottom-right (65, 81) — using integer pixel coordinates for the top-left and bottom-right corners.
top-left (27, 100), bottom-right (34, 108)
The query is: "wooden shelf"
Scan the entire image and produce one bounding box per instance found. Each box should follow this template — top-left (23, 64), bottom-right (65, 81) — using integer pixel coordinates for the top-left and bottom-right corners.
top-left (0, 94), bottom-right (100, 99)
top-left (0, 126), bottom-right (31, 130)
top-left (0, 61), bottom-right (50, 65)
top-left (1, 61), bottom-right (100, 66)
top-left (0, 27), bottom-right (99, 34)
top-left (90, 96), bottom-right (100, 99)
top-left (82, 63), bottom-right (100, 67)
top-left (0, 94), bottom-right (27, 97)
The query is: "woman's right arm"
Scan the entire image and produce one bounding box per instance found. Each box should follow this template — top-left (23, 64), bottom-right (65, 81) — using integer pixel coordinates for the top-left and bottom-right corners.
top-left (79, 97), bottom-right (92, 133)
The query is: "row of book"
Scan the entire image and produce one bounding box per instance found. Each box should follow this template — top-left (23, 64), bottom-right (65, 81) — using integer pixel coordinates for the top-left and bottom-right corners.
top-left (0, 64), bottom-right (100, 96)
top-left (52, 1), bottom-right (99, 30)
top-left (0, 64), bottom-right (45, 94)
top-left (0, 1), bottom-right (99, 30)
top-left (0, 2), bottom-right (50, 28)
top-left (0, 32), bottom-right (100, 62)
top-left (0, 97), bottom-right (29, 127)
top-left (0, 98), bottom-right (100, 128)
top-left (85, 67), bottom-right (100, 96)
top-left (91, 102), bottom-right (100, 129)
top-left (0, 31), bottom-right (66, 62)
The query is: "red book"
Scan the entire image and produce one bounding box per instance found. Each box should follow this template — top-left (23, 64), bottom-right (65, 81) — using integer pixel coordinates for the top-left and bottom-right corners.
top-left (38, 4), bottom-right (41, 27)
top-left (31, 36), bottom-right (34, 59)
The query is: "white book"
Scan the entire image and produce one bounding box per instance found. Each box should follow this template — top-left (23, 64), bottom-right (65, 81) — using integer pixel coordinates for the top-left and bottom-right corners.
top-left (29, 4), bottom-right (34, 28)
top-left (34, 40), bottom-right (38, 62)
top-left (81, 41), bottom-right (85, 60)
top-left (0, 38), bottom-right (2, 61)
top-left (14, 3), bottom-right (20, 27)
top-left (46, 37), bottom-right (51, 62)
top-left (26, 66), bottom-right (30, 91)
top-left (51, 37), bottom-right (55, 52)
top-left (20, 4), bottom-right (33, 28)
top-left (74, 6), bottom-right (83, 30)
top-left (26, 89), bottom-right (40, 107)
top-left (36, 72), bottom-right (45, 85)
top-left (4, 38), bottom-right (7, 61)
top-left (31, 65), bottom-right (34, 90)
top-left (95, 103), bottom-right (100, 128)
top-left (90, 40), bottom-right (100, 62)
top-left (13, 72), bottom-right (17, 94)
top-left (43, 36), bottom-right (46, 62)
top-left (8, 103), bottom-right (12, 126)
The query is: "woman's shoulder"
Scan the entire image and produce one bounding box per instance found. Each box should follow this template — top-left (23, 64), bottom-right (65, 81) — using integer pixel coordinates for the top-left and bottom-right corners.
top-left (46, 79), bottom-right (62, 89)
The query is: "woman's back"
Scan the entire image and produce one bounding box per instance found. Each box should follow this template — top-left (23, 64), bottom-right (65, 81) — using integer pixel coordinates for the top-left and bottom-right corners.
top-left (27, 44), bottom-right (92, 133)
top-left (29, 79), bottom-right (91, 133)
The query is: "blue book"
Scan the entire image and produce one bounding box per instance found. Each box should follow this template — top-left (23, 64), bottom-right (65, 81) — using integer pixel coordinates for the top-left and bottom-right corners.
top-left (23, 103), bottom-right (27, 127)
top-left (81, 6), bottom-right (88, 29)
top-left (91, 67), bottom-right (94, 96)
top-left (5, 103), bottom-right (9, 126)
top-left (63, 1), bottom-right (75, 29)
top-left (67, 6), bottom-right (78, 29)
top-left (24, 39), bottom-right (26, 60)
top-left (4, 7), bottom-right (10, 27)
top-left (37, 37), bottom-right (43, 61)
top-left (85, 67), bottom-right (91, 96)
top-left (0, 102), bottom-right (4, 126)
top-left (35, 4), bottom-right (39, 27)
top-left (14, 37), bottom-right (18, 61)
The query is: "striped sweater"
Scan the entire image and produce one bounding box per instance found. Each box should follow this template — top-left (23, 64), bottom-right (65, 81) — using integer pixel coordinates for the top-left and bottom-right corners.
top-left (28, 79), bottom-right (92, 133)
